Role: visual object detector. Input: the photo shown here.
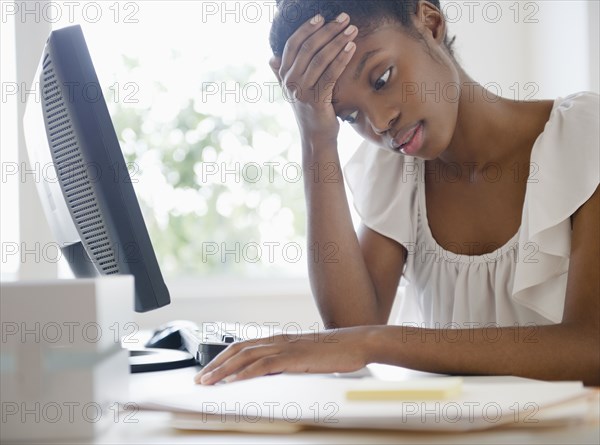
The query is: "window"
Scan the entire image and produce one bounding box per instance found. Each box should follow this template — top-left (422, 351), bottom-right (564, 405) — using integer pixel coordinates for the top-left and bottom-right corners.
top-left (45, 1), bottom-right (365, 280)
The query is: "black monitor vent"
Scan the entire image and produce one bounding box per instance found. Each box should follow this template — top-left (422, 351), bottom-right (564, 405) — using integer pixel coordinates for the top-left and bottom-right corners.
top-left (42, 55), bottom-right (120, 275)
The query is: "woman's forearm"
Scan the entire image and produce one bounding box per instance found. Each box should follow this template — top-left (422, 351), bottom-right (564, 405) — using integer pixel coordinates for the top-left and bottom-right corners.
top-left (367, 323), bottom-right (600, 386)
top-left (302, 140), bottom-right (381, 327)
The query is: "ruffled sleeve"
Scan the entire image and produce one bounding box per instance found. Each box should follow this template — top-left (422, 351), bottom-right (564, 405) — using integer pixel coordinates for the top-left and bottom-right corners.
top-left (343, 140), bottom-right (419, 249)
top-left (512, 92), bottom-right (600, 323)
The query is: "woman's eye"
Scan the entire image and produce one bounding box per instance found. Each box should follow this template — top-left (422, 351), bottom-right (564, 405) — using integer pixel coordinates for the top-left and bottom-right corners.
top-left (342, 110), bottom-right (359, 124)
top-left (374, 68), bottom-right (391, 91)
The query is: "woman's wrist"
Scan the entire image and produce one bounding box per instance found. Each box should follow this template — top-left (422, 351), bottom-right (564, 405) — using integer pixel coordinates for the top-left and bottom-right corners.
top-left (300, 134), bottom-right (338, 157)
top-left (301, 136), bottom-right (341, 170)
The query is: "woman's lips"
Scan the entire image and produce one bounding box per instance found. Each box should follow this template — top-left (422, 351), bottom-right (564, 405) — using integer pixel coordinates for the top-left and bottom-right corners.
top-left (392, 121), bottom-right (424, 156)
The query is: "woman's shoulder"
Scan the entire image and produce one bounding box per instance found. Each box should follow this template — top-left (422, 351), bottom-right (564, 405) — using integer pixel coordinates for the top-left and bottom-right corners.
top-left (344, 140), bottom-right (421, 199)
top-left (524, 91), bottom-right (599, 234)
top-left (511, 92), bottom-right (598, 323)
top-left (344, 140), bottom-right (421, 248)
top-left (533, 91), bottom-right (599, 160)
top-left (556, 90), bottom-right (599, 107)
top-left (551, 91), bottom-right (599, 131)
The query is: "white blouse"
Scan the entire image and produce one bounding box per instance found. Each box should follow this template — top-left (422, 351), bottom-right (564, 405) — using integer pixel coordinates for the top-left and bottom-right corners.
top-left (344, 92), bottom-right (599, 328)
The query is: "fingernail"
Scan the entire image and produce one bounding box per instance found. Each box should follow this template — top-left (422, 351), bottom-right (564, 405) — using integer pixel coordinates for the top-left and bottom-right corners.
top-left (344, 25), bottom-right (357, 35)
top-left (193, 374), bottom-right (202, 384)
top-left (336, 13), bottom-right (349, 23)
top-left (310, 14), bottom-right (323, 25)
top-left (344, 42), bottom-right (356, 52)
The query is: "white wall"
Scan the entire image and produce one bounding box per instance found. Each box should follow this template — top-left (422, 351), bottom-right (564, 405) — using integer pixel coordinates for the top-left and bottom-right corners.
top-left (588, 0), bottom-right (600, 93)
top-left (6, 1), bottom-right (56, 280)
top-left (0, 5), bottom-right (20, 279)
top-left (441, 0), bottom-right (598, 99)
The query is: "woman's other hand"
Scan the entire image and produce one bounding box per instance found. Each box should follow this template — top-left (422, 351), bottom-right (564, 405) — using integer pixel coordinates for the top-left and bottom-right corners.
top-left (194, 326), bottom-right (376, 385)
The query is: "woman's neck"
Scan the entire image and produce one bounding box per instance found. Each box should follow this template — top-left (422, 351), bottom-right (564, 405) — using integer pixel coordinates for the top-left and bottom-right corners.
top-left (438, 68), bottom-right (554, 173)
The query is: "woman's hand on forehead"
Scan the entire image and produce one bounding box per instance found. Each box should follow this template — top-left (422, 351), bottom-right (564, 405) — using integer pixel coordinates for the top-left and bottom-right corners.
top-left (268, 13), bottom-right (358, 145)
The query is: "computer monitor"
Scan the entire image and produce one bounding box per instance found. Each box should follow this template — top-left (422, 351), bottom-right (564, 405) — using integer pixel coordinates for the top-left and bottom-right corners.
top-left (23, 25), bottom-right (170, 313)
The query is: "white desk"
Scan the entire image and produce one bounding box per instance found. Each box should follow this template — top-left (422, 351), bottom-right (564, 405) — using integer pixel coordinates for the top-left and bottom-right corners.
top-left (77, 366), bottom-right (599, 445)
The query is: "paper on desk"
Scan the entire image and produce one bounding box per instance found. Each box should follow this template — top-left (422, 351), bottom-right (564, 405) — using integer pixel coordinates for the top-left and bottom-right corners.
top-left (137, 374), bottom-right (592, 432)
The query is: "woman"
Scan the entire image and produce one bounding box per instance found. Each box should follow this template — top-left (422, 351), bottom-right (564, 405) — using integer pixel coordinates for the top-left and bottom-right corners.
top-left (196, 0), bottom-right (599, 385)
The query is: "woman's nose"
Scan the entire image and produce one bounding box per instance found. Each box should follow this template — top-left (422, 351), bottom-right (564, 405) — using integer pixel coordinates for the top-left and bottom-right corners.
top-left (369, 110), bottom-right (398, 136)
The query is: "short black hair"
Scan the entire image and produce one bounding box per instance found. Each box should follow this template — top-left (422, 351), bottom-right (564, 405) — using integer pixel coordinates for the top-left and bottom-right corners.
top-left (269, 0), bottom-right (456, 58)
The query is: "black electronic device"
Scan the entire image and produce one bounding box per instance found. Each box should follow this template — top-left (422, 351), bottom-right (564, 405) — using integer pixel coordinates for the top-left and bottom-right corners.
top-left (23, 25), bottom-right (208, 373)
top-left (24, 25), bottom-right (169, 312)
top-left (145, 321), bottom-right (240, 369)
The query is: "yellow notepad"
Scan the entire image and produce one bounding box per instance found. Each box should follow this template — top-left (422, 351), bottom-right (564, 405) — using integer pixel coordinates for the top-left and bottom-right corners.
top-left (346, 377), bottom-right (463, 401)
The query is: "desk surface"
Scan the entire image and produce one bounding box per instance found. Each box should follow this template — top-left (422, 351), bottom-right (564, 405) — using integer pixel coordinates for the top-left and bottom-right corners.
top-left (83, 366), bottom-right (600, 445)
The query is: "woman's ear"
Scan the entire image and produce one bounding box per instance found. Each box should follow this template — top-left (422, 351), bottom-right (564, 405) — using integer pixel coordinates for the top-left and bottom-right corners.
top-left (414, 0), bottom-right (446, 45)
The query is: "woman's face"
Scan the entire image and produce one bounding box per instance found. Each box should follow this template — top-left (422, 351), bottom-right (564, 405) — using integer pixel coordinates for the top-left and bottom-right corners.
top-left (332, 21), bottom-right (460, 160)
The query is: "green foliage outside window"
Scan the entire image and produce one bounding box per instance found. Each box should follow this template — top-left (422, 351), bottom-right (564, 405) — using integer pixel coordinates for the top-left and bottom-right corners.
top-left (105, 54), bottom-right (307, 278)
